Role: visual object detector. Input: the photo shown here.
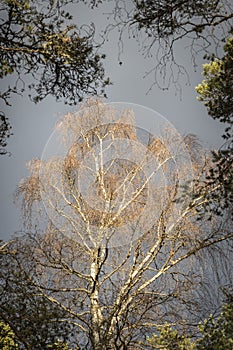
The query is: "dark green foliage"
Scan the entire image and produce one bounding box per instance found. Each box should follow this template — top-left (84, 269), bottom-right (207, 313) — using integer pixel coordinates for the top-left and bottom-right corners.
top-left (196, 36), bottom-right (233, 125)
top-left (196, 34), bottom-right (233, 216)
top-left (0, 321), bottom-right (18, 349)
top-left (197, 303), bottom-right (233, 350)
top-left (0, 0), bottom-right (110, 154)
top-left (133, 0), bottom-right (221, 36)
top-left (147, 323), bottom-right (195, 349)
top-left (147, 301), bottom-right (233, 349)
top-left (0, 0), bottom-right (109, 103)
top-left (0, 248), bottom-right (73, 349)
top-left (0, 321), bottom-right (74, 350)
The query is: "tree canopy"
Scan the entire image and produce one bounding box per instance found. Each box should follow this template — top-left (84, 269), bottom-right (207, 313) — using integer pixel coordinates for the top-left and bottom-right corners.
top-left (197, 301), bottom-right (233, 350)
top-left (103, 0), bottom-right (233, 91)
top-left (1, 0), bottom-right (232, 154)
top-left (196, 34), bottom-right (233, 216)
top-left (0, 321), bottom-right (18, 350)
top-left (0, 245), bottom-right (73, 349)
top-left (196, 35), bottom-right (233, 125)
top-left (147, 300), bottom-right (233, 349)
top-left (0, 0), bottom-right (109, 154)
top-left (7, 100), bottom-right (232, 349)
top-left (0, 0), bottom-right (233, 345)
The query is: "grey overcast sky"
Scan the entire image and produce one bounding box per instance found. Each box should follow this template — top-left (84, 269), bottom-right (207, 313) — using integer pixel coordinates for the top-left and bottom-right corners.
top-left (0, 1), bottom-right (224, 242)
